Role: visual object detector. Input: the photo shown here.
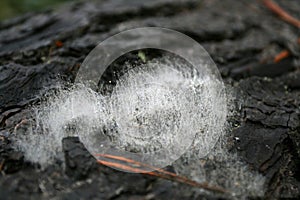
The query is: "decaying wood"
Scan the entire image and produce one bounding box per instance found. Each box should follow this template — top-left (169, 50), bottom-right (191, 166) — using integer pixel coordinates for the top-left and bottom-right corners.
top-left (0, 0), bottom-right (299, 199)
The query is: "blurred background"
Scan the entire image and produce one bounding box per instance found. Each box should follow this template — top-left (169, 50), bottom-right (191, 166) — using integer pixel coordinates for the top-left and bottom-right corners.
top-left (0, 0), bottom-right (75, 20)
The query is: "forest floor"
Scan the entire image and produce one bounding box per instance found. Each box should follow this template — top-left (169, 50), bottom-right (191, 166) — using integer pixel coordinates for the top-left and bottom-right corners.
top-left (0, 0), bottom-right (299, 199)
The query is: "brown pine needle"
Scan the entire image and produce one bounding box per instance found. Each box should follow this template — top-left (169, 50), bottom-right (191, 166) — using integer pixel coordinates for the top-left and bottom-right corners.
top-left (274, 50), bottom-right (290, 63)
top-left (262, 0), bottom-right (300, 28)
top-left (95, 153), bottom-right (228, 194)
top-left (262, 0), bottom-right (300, 63)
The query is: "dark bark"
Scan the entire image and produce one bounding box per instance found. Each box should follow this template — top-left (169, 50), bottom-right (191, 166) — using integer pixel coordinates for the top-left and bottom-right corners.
top-left (0, 0), bottom-right (299, 199)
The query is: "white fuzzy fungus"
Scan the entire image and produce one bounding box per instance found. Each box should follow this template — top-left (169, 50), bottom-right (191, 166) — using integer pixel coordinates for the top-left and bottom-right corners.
top-left (13, 55), bottom-right (265, 198)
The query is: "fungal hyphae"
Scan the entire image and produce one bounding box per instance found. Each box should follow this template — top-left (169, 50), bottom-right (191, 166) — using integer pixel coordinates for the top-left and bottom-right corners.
top-left (14, 52), bottom-right (265, 198)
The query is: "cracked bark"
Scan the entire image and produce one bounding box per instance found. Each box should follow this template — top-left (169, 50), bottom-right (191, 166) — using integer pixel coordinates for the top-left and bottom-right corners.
top-left (0, 0), bottom-right (299, 199)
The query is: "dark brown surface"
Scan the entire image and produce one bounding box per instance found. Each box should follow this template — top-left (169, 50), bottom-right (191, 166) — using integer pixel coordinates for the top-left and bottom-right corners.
top-left (0, 0), bottom-right (300, 199)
